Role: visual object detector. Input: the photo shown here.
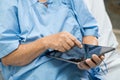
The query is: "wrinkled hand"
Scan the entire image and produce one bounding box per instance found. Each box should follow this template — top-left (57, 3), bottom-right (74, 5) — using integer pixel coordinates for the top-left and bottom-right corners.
top-left (42, 31), bottom-right (82, 52)
top-left (77, 54), bottom-right (104, 70)
top-left (77, 36), bottom-right (105, 70)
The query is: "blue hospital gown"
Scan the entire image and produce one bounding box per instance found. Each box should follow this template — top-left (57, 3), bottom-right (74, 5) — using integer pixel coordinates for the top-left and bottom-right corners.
top-left (0, 0), bottom-right (104, 80)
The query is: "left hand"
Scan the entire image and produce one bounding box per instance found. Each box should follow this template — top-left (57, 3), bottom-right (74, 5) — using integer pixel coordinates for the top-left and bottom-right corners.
top-left (77, 36), bottom-right (105, 70)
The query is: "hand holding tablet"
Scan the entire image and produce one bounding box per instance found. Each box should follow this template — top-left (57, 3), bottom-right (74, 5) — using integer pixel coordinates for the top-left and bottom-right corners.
top-left (46, 44), bottom-right (115, 64)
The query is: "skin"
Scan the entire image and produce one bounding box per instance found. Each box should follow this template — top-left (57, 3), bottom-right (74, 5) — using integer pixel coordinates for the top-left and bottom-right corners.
top-left (39, 0), bottom-right (48, 7)
top-left (39, 0), bottom-right (47, 3)
top-left (1, 31), bottom-right (104, 70)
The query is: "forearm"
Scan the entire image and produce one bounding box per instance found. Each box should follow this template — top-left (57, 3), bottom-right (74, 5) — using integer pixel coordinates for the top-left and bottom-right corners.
top-left (1, 31), bottom-right (82, 66)
top-left (1, 38), bottom-right (47, 66)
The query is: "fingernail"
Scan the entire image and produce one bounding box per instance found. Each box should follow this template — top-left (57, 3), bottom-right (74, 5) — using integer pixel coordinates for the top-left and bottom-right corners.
top-left (79, 44), bottom-right (82, 48)
top-left (81, 44), bottom-right (83, 48)
top-left (101, 56), bottom-right (105, 59)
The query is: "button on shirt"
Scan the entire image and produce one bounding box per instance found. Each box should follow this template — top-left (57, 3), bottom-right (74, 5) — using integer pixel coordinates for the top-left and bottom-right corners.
top-left (0, 0), bottom-right (102, 80)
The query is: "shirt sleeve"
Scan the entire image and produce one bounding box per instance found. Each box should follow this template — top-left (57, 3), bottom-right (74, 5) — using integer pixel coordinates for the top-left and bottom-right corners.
top-left (70, 0), bottom-right (99, 38)
top-left (0, 0), bottom-right (20, 58)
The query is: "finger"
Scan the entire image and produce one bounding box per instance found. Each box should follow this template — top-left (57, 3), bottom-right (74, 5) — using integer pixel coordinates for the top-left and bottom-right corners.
top-left (77, 61), bottom-right (90, 70)
top-left (62, 41), bottom-right (71, 51)
top-left (65, 37), bottom-right (75, 47)
top-left (85, 59), bottom-right (96, 68)
top-left (67, 34), bottom-right (82, 48)
top-left (74, 39), bottom-right (83, 48)
top-left (59, 48), bottom-right (66, 52)
top-left (100, 55), bottom-right (105, 60)
top-left (57, 46), bottom-right (66, 52)
top-left (92, 54), bottom-right (103, 65)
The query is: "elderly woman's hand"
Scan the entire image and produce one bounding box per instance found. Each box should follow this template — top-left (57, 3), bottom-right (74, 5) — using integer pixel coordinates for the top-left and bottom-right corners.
top-left (42, 31), bottom-right (82, 52)
top-left (77, 54), bottom-right (104, 70)
top-left (77, 36), bottom-right (105, 70)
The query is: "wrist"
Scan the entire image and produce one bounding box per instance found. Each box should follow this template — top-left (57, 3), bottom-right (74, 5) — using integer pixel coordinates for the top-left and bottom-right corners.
top-left (40, 37), bottom-right (49, 50)
top-left (82, 36), bottom-right (98, 45)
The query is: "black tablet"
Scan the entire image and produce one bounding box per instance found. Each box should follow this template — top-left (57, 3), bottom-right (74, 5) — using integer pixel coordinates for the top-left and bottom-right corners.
top-left (46, 44), bottom-right (115, 64)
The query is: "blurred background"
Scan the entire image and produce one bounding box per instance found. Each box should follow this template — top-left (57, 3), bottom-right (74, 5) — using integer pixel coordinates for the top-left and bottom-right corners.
top-left (104, 0), bottom-right (120, 50)
top-left (0, 0), bottom-right (119, 80)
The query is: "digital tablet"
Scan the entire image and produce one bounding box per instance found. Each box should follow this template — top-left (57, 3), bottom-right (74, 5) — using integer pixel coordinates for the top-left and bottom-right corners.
top-left (46, 44), bottom-right (115, 64)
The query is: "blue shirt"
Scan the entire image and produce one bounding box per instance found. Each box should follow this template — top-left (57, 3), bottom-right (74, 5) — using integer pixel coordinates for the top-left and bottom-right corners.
top-left (0, 0), bottom-right (103, 80)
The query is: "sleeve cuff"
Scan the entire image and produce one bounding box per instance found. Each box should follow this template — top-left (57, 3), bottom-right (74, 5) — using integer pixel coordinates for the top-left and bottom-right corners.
top-left (0, 42), bottom-right (19, 59)
top-left (83, 29), bottom-right (100, 38)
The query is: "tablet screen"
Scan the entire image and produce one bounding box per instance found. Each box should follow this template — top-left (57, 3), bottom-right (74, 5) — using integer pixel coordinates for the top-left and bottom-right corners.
top-left (46, 44), bottom-right (115, 64)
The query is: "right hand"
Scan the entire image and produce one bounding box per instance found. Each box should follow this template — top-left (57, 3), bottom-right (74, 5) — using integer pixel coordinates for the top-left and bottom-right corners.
top-left (42, 31), bottom-right (82, 52)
